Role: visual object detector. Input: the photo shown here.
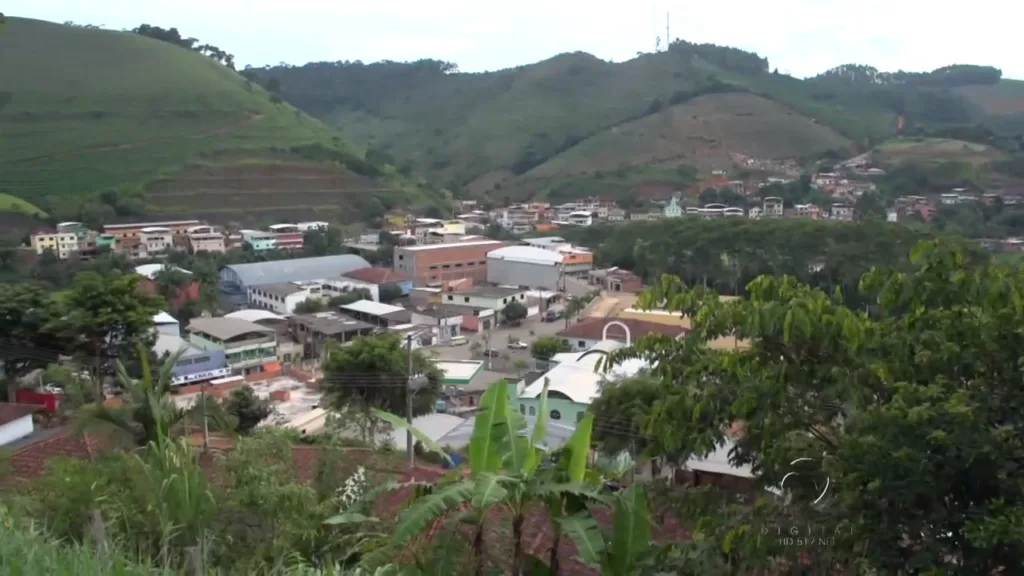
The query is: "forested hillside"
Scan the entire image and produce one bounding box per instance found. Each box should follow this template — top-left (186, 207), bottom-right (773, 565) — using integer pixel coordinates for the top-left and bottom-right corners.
top-left (247, 40), bottom-right (1022, 198)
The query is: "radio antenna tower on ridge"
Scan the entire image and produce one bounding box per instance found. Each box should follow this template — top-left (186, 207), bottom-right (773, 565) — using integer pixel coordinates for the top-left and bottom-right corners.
top-left (666, 12), bottom-right (670, 49)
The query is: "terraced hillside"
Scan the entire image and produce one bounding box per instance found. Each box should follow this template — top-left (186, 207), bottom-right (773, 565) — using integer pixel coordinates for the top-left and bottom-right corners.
top-left (0, 17), bottom-right (436, 228)
top-left (527, 92), bottom-right (851, 177)
top-left (144, 152), bottom-right (403, 223)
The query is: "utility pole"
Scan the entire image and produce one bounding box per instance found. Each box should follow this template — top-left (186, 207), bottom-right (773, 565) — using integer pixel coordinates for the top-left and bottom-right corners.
top-left (405, 334), bottom-right (415, 470)
top-left (201, 379), bottom-right (209, 452)
top-left (666, 12), bottom-right (670, 49)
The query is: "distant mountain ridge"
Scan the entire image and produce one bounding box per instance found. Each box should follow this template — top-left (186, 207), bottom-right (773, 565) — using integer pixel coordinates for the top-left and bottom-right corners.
top-left (246, 43), bottom-right (1024, 198)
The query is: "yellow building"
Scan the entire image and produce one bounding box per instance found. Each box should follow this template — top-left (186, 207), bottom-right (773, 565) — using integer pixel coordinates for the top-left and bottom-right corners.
top-left (30, 231), bottom-right (80, 260)
top-left (615, 296), bottom-right (749, 350)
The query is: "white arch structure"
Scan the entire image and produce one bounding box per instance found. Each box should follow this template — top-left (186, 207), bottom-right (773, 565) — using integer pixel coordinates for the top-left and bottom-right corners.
top-left (601, 320), bottom-right (632, 345)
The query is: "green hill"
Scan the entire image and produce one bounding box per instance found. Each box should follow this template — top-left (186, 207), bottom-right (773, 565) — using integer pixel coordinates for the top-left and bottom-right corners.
top-left (252, 46), bottom-right (882, 188)
top-left (0, 17), bottom-right (445, 227)
top-left (252, 49), bottom-right (1024, 200)
top-left (527, 92), bottom-right (851, 177)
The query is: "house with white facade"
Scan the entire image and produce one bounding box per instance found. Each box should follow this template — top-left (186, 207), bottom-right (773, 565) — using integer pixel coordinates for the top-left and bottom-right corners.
top-left (567, 211), bottom-right (595, 226)
top-left (664, 196), bottom-right (683, 218)
top-left (762, 197), bottom-right (784, 218)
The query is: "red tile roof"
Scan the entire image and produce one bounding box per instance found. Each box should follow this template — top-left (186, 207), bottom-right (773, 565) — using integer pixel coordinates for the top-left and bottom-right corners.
top-left (343, 267), bottom-right (412, 285)
top-left (557, 318), bottom-right (689, 342)
top-left (3, 426), bottom-right (102, 485)
top-left (0, 403), bottom-right (41, 426)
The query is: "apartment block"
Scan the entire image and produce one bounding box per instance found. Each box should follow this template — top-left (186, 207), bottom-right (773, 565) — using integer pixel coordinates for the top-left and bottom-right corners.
top-left (393, 240), bottom-right (505, 284)
top-left (30, 231), bottom-right (80, 260)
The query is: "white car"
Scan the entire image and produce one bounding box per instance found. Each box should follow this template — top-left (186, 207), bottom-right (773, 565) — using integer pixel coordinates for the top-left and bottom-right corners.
top-left (507, 341), bottom-right (528, 350)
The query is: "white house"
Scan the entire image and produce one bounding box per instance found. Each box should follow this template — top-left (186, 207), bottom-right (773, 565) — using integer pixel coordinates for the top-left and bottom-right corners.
top-left (567, 211), bottom-right (594, 226)
top-left (664, 196), bottom-right (683, 218)
top-left (762, 197), bottom-right (784, 218)
top-left (439, 286), bottom-right (529, 313)
top-left (409, 308), bottom-right (464, 341)
top-left (248, 278), bottom-right (380, 314)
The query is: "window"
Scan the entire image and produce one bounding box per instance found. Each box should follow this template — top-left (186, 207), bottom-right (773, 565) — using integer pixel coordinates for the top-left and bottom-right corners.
top-left (578, 341), bottom-right (585, 348)
top-left (479, 260), bottom-right (486, 265)
top-left (464, 297), bottom-right (470, 303)
top-left (398, 255), bottom-right (404, 260)
top-left (520, 294), bottom-right (526, 300)
top-left (520, 404), bottom-right (526, 414)
top-left (447, 295), bottom-right (454, 301)
top-left (429, 265), bottom-right (439, 271)
top-left (502, 298), bottom-right (508, 304)
top-left (528, 406), bottom-right (536, 416)
top-left (442, 264), bottom-right (451, 269)
top-left (550, 410), bottom-right (562, 421)
top-left (455, 263), bottom-right (463, 268)
top-left (576, 412), bottom-right (584, 423)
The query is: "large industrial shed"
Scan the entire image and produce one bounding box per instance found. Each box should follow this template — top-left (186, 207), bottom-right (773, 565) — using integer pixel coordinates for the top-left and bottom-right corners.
top-left (219, 254), bottom-right (370, 306)
top-left (486, 246), bottom-right (563, 290)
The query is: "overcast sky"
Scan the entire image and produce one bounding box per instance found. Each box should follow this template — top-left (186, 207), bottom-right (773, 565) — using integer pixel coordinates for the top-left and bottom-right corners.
top-left (9, 0), bottom-right (1023, 79)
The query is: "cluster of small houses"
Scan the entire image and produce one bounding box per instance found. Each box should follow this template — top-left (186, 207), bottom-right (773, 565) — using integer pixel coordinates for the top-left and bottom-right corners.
top-left (27, 219), bottom-right (330, 261)
top-left (483, 170), bottom-right (873, 233)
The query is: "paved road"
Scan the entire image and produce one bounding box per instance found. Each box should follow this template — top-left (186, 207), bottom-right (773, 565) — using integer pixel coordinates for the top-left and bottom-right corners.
top-left (430, 311), bottom-right (581, 373)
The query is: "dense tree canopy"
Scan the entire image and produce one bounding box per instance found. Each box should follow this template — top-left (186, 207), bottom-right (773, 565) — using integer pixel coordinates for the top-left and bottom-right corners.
top-left (322, 334), bottom-right (441, 443)
top-left (555, 219), bottom-right (983, 308)
top-left (600, 239), bottom-right (1024, 573)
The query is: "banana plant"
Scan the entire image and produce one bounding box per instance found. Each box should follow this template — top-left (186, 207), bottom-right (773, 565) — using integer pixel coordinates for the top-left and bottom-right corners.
top-left (355, 378), bottom-right (606, 575)
top-left (555, 483), bottom-right (654, 576)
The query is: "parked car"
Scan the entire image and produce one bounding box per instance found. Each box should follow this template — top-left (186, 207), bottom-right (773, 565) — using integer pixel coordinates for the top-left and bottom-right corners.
top-left (507, 340), bottom-right (528, 350)
top-left (484, 349), bottom-right (501, 358)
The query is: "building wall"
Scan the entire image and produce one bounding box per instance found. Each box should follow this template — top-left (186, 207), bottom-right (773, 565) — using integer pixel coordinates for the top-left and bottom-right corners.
top-left (394, 242), bottom-right (505, 284)
top-left (486, 259), bottom-right (561, 290)
top-left (515, 395), bottom-right (588, 425)
top-left (30, 232), bottom-right (79, 259)
top-left (395, 279), bottom-right (414, 295)
top-left (102, 221), bottom-right (201, 241)
top-left (189, 236), bottom-right (225, 253)
top-left (248, 287), bottom-right (312, 315)
top-left (171, 350), bottom-right (229, 385)
top-left (410, 312), bottom-right (462, 340)
top-left (0, 415), bottom-right (34, 447)
top-left (440, 290), bottom-right (528, 312)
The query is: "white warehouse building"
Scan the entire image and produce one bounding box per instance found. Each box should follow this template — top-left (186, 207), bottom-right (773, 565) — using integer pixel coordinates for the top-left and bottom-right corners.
top-left (486, 246), bottom-right (563, 290)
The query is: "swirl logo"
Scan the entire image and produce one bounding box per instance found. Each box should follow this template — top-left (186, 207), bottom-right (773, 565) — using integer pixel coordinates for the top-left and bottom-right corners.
top-left (779, 457), bottom-right (830, 505)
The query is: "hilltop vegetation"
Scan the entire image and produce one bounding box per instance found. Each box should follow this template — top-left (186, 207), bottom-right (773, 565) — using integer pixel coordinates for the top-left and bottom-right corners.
top-left (250, 40), bottom-right (1023, 201)
top-left (0, 18), bottom-right (447, 229)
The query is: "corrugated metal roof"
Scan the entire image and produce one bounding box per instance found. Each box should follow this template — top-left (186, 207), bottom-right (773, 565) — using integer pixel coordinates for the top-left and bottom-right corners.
top-left (488, 246), bottom-right (563, 265)
top-left (186, 317), bottom-right (274, 341)
top-left (340, 299), bottom-right (406, 316)
top-left (221, 255), bottom-right (370, 287)
top-left (224, 309), bottom-right (288, 323)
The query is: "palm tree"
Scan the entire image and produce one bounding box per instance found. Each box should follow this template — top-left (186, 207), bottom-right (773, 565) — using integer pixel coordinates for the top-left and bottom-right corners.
top-left (76, 344), bottom-right (229, 447)
top-left (564, 296), bottom-right (586, 328)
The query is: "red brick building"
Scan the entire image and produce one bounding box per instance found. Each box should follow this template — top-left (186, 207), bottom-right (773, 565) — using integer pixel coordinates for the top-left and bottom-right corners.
top-left (393, 240), bottom-right (505, 284)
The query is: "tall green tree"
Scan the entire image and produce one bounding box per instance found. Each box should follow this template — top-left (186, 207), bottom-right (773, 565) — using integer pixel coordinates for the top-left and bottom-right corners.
top-left (47, 270), bottom-right (163, 397)
top-left (0, 283), bottom-right (64, 402)
top-left (322, 334), bottom-right (441, 444)
top-left (604, 239), bottom-right (1024, 573)
top-left (223, 385), bottom-right (273, 435)
top-left (530, 336), bottom-right (571, 361)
